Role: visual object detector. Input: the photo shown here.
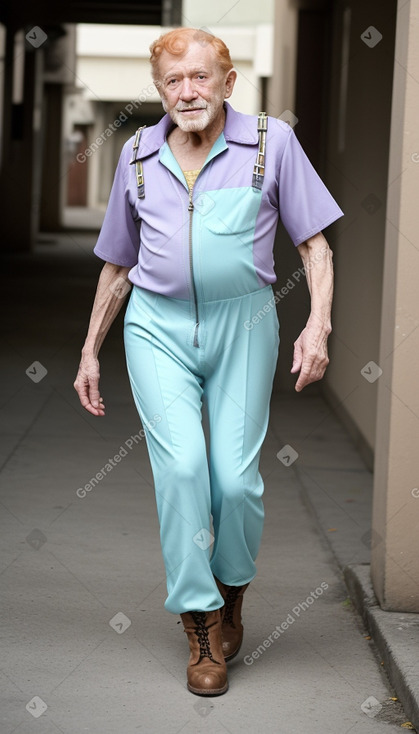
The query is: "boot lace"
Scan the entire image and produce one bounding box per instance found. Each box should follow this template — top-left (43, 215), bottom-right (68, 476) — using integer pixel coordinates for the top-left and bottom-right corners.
top-left (223, 586), bottom-right (243, 627)
top-left (190, 611), bottom-right (220, 664)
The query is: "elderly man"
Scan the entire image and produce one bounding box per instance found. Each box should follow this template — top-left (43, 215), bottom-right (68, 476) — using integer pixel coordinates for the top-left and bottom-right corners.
top-left (74, 27), bottom-right (343, 696)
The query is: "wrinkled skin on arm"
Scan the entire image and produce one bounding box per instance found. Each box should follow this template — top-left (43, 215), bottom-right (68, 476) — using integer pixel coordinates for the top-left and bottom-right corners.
top-left (291, 232), bottom-right (334, 392)
top-left (74, 262), bottom-right (131, 416)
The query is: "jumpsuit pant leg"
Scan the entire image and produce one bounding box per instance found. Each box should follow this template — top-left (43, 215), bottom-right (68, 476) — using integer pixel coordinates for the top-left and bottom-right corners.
top-left (123, 285), bottom-right (279, 615)
top-left (202, 289), bottom-right (280, 586)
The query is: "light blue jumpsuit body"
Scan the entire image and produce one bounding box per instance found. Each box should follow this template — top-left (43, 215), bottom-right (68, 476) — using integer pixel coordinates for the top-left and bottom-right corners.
top-left (94, 103), bottom-right (343, 613)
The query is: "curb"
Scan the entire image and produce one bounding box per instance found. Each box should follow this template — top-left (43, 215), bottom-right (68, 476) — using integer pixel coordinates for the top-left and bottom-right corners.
top-left (344, 563), bottom-right (419, 731)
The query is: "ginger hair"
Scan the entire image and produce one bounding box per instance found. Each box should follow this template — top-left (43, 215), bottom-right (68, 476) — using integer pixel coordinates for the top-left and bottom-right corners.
top-left (150, 27), bottom-right (233, 81)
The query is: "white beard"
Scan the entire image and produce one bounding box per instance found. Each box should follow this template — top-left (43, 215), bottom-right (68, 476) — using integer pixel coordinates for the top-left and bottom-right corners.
top-left (170, 106), bottom-right (210, 132)
top-left (161, 91), bottom-right (225, 132)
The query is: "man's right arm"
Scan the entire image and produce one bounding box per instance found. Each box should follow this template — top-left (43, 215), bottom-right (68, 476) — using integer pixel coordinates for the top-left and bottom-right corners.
top-left (74, 262), bottom-right (131, 416)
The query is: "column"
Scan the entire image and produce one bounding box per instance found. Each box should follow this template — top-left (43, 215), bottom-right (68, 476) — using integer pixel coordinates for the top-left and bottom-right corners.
top-left (371, 0), bottom-right (419, 611)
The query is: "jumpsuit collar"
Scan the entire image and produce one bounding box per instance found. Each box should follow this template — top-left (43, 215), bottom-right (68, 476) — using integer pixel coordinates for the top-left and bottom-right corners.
top-left (158, 130), bottom-right (228, 188)
top-left (136, 101), bottom-right (259, 161)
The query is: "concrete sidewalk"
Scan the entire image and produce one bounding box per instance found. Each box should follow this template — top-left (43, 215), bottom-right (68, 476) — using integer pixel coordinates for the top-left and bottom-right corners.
top-left (269, 393), bottom-right (419, 732)
top-left (0, 234), bottom-right (417, 733)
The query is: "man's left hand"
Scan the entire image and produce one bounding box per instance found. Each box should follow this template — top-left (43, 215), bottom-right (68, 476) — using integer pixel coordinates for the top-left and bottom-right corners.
top-left (291, 319), bottom-right (330, 392)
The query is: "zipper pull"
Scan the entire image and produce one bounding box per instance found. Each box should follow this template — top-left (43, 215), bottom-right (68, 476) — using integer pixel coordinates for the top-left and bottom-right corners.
top-left (188, 191), bottom-right (194, 211)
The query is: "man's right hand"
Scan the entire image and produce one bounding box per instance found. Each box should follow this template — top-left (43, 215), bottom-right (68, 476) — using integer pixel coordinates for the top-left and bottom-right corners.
top-left (73, 262), bottom-right (131, 416)
top-left (74, 353), bottom-right (105, 416)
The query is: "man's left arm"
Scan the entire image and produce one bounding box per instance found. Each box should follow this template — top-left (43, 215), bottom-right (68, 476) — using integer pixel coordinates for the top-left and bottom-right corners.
top-left (291, 231), bottom-right (334, 392)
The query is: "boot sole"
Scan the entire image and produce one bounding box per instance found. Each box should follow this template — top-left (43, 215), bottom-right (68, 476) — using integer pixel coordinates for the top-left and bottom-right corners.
top-left (224, 640), bottom-right (242, 662)
top-left (187, 681), bottom-right (229, 696)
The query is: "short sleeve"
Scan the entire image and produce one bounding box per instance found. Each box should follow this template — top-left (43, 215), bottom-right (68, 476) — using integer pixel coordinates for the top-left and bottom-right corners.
top-left (93, 141), bottom-right (141, 267)
top-left (278, 128), bottom-right (343, 246)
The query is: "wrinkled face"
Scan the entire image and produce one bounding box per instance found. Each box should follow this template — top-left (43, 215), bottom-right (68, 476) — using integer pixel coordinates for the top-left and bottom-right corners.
top-left (155, 41), bottom-right (236, 132)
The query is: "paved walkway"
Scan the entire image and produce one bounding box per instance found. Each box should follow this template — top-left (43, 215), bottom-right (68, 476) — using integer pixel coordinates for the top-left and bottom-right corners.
top-left (0, 234), bottom-right (415, 733)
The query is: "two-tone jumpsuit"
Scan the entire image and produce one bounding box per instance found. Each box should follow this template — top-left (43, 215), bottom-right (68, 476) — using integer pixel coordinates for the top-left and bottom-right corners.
top-left (93, 102), bottom-right (344, 614)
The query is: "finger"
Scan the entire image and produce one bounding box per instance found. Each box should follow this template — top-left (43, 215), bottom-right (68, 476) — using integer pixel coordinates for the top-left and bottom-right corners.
top-left (295, 372), bottom-right (308, 392)
top-left (290, 342), bottom-right (303, 374)
top-left (84, 402), bottom-right (106, 416)
top-left (82, 395), bottom-right (106, 416)
top-left (78, 391), bottom-right (105, 416)
top-left (294, 353), bottom-right (314, 391)
top-left (75, 380), bottom-right (91, 408)
top-left (74, 378), bottom-right (105, 416)
top-left (88, 379), bottom-right (101, 409)
top-left (295, 360), bottom-right (324, 392)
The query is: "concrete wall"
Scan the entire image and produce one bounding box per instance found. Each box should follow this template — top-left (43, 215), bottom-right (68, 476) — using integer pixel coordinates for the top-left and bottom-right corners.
top-left (0, 24), bottom-right (6, 168)
top-left (182, 0), bottom-right (274, 26)
top-left (76, 24), bottom-right (273, 113)
top-left (267, 1), bottom-right (310, 395)
top-left (266, 0), bottom-right (298, 119)
top-left (371, 0), bottom-right (419, 612)
top-left (321, 0), bottom-right (397, 464)
top-left (267, 0), bottom-right (397, 458)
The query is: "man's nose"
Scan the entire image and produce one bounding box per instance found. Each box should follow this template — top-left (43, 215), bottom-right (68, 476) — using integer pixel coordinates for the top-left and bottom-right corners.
top-left (179, 78), bottom-right (198, 100)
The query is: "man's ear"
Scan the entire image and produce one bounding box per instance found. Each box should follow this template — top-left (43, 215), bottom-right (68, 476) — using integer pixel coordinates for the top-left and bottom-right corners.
top-left (224, 68), bottom-right (237, 99)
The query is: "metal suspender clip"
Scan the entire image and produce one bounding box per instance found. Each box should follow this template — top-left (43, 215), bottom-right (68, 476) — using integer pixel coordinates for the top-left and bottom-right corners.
top-left (129, 124), bottom-right (147, 198)
top-left (130, 115), bottom-right (266, 198)
top-left (252, 111), bottom-right (268, 191)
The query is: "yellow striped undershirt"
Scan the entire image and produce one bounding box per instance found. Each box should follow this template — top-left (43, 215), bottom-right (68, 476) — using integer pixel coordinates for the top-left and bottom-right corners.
top-left (183, 169), bottom-right (201, 191)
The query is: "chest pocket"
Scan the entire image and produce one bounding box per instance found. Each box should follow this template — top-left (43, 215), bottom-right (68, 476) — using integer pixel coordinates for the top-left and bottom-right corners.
top-left (202, 187), bottom-right (263, 235)
top-left (201, 111), bottom-right (267, 236)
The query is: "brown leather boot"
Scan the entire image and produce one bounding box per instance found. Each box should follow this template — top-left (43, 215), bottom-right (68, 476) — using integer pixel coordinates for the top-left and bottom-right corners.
top-left (180, 609), bottom-right (228, 696)
top-left (215, 577), bottom-right (250, 661)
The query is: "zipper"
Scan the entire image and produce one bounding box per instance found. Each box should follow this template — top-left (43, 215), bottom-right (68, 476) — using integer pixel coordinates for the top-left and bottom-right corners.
top-left (188, 187), bottom-right (200, 347)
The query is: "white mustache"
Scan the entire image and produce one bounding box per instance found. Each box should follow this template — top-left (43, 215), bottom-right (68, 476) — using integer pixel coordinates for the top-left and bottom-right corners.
top-left (176, 105), bottom-right (207, 111)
